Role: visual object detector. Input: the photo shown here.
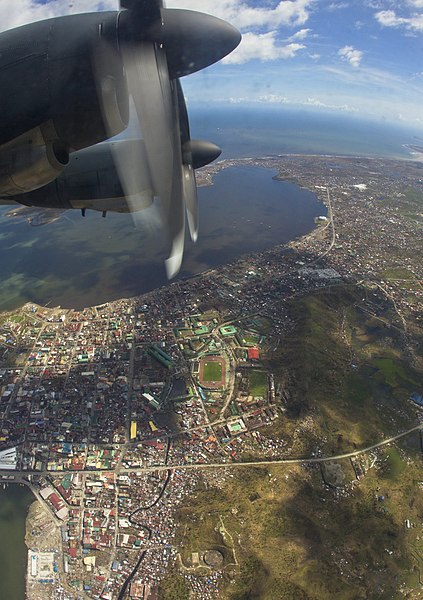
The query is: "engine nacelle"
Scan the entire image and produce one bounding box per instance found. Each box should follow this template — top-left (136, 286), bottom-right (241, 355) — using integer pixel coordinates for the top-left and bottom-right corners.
top-left (0, 12), bottom-right (129, 152)
top-left (0, 125), bottom-right (69, 196)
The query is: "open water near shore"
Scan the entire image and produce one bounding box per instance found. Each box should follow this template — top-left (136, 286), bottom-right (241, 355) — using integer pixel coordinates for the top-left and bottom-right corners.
top-left (0, 164), bottom-right (326, 311)
top-left (188, 105), bottom-right (420, 160)
top-left (0, 485), bottom-right (34, 600)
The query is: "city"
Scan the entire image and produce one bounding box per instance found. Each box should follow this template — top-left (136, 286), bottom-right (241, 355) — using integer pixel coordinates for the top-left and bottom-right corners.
top-left (0, 152), bottom-right (422, 599)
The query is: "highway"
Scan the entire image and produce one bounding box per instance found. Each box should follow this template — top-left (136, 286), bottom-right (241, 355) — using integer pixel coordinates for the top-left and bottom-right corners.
top-left (3, 424), bottom-right (420, 479)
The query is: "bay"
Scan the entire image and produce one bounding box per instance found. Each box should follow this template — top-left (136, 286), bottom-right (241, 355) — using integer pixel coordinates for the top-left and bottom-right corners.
top-left (0, 165), bottom-right (325, 311)
top-left (0, 106), bottom-right (417, 312)
top-left (0, 485), bottom-right (34, 600)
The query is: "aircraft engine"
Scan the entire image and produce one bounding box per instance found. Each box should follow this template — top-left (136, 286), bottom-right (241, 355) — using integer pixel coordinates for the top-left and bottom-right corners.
top-left (0, 0), bottom-right (241, 276)
top-left (44, 12), bottom-right (131, 151)
top-left (0, 125), bottom-right (69, 196)
top-left (0, 12), bottom-right (130, 155)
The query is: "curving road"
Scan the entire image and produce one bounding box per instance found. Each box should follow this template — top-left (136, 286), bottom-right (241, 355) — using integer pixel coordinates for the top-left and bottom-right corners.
top-left (5, 424), bottom-right (420, 479)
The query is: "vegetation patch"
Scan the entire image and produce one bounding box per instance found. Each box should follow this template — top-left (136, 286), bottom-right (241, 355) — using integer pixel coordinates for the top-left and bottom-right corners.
top-left (240, 331), bottom-right (261, 346)
top-left (379, 447), bottom-right (406, 481)
top-left (267, 284), bottom-right (420, 452)
top-left (249, 370), bottom-right (268, 397)
top-left (373, 357), bottom-right (419, 389)
top-left (173, 453), bottom-right (423, 599)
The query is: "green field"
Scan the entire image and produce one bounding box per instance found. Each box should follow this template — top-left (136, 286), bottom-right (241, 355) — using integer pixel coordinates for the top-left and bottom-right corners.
top-left (249, 370), bottom-right (268, 397)
top-left (241, 331), bottom-right (261, 346)
top-left (203, 360), bottom-right (223, 382)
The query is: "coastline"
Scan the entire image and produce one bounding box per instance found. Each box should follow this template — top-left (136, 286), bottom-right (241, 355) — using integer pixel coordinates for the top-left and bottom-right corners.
top-left (1, 158), bottom-right (323, 312)
top-left (1, 149), bottom-right (420, 598)
top-left (15, 154), bottom-right (331, 599)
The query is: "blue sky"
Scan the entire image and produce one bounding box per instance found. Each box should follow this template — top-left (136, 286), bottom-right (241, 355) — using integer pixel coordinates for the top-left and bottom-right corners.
top-left (3, 1), bottom-right (423, 127)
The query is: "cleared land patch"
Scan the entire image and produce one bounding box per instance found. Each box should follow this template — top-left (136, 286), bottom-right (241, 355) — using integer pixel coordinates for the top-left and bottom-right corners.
top-left (249, 370), bottom-right (268, 397)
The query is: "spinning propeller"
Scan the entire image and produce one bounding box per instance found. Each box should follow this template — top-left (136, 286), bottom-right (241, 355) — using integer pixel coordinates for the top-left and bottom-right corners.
top-left (98, 0), bottom-right (241, 277)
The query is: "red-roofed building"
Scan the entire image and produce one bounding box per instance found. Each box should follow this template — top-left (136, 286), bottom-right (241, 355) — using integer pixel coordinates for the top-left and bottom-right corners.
top-left (248, 348), bottom-right (259, 360)
top-left (49, 493), bottom-right (62, 511)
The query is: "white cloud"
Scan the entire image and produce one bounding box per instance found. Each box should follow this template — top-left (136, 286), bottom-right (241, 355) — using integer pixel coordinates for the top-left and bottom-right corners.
top-left (235, 94), bottom-right (358, 113)
top-left (286, 28), bottom-right (311, 41)
top-left (258, 94), bottom-right (290, 103)
top-left (323, 64), bottom-right (403, 88)
top-left (223, 31), bottom-right (305, 64)
top-left (0, 0), bottom-right (116, 31)
top-left (326, 2), bottom-right (350, 10)
top-left (338, 45), bottom-right (363, 68)
top-left (229, 96), bottom-right (251, 103)
top-left (406, 0), bottom-right (423, 8)
top-left (375, 9), bottom-right (423, 31)
top-left (167, 0), bottom-right (314, 30)
top-left (303, 97), bottom-right (358, 111)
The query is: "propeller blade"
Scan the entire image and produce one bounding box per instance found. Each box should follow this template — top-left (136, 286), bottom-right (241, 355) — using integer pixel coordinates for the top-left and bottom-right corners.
top-left (99, 2), bottom-right (241, 277)
top-left (175, 79), bottom-right (198, 242)
top-left (123, 42), bottom-right (185, 277)
top-left (182, 164), bottom-right (198, 242)
top-left (93, 40), bottom-right (153, 221)
top-left (176, 79), bottom-right (190, 146)
top-left (110, 139), bottom-right (154, 226)
top-left (120, 0), bottom-right (164, 21)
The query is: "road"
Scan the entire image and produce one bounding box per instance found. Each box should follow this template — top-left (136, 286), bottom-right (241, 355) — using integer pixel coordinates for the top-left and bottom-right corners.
top-left (3, 424), bottom-right (420, 478)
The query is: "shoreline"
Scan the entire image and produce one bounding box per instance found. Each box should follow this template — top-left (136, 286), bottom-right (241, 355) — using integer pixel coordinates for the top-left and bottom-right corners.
top-left (1, 149), bottom-right (421, 598)
top-left (0, 148), bottom-right (419, 315)
top-left (0, 155), bottom-right (328, 314)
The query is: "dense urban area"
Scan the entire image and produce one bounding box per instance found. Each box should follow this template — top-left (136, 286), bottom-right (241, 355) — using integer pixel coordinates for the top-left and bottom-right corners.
top-left (0, 153), bottom-right (422, 600)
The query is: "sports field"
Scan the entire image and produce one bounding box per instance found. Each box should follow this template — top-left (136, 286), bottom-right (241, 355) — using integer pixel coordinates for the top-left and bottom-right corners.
top-left (199, 356), bottom-right (225, 389)
top-left (249, 370), bottom-right (268, 397)
top-left (203, 361), bottom-right (223, 382)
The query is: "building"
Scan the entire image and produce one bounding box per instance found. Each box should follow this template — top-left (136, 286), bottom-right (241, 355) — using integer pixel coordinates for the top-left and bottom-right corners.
top-left (247, 348), bottom-right (259, 360)
top-left (0, 447), bottom-right (17, 469)
top-left (227, 418), bottom-right (247, 436)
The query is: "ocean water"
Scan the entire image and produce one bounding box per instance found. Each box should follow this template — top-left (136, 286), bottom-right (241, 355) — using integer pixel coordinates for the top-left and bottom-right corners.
top-left (188, 105), bottom-right (419, 160)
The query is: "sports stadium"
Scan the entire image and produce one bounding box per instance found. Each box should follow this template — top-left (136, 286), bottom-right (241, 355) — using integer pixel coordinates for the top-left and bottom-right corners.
top-left (198, 355), bottom-right (226, 389)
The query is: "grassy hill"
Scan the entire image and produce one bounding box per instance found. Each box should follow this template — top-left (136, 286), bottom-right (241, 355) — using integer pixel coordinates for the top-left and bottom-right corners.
top-left (164, 284), bottom-right (423, 600)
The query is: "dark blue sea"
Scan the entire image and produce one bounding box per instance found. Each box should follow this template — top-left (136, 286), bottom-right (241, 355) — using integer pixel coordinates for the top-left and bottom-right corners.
top-left (188, 105), bottom-right (419, 160)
